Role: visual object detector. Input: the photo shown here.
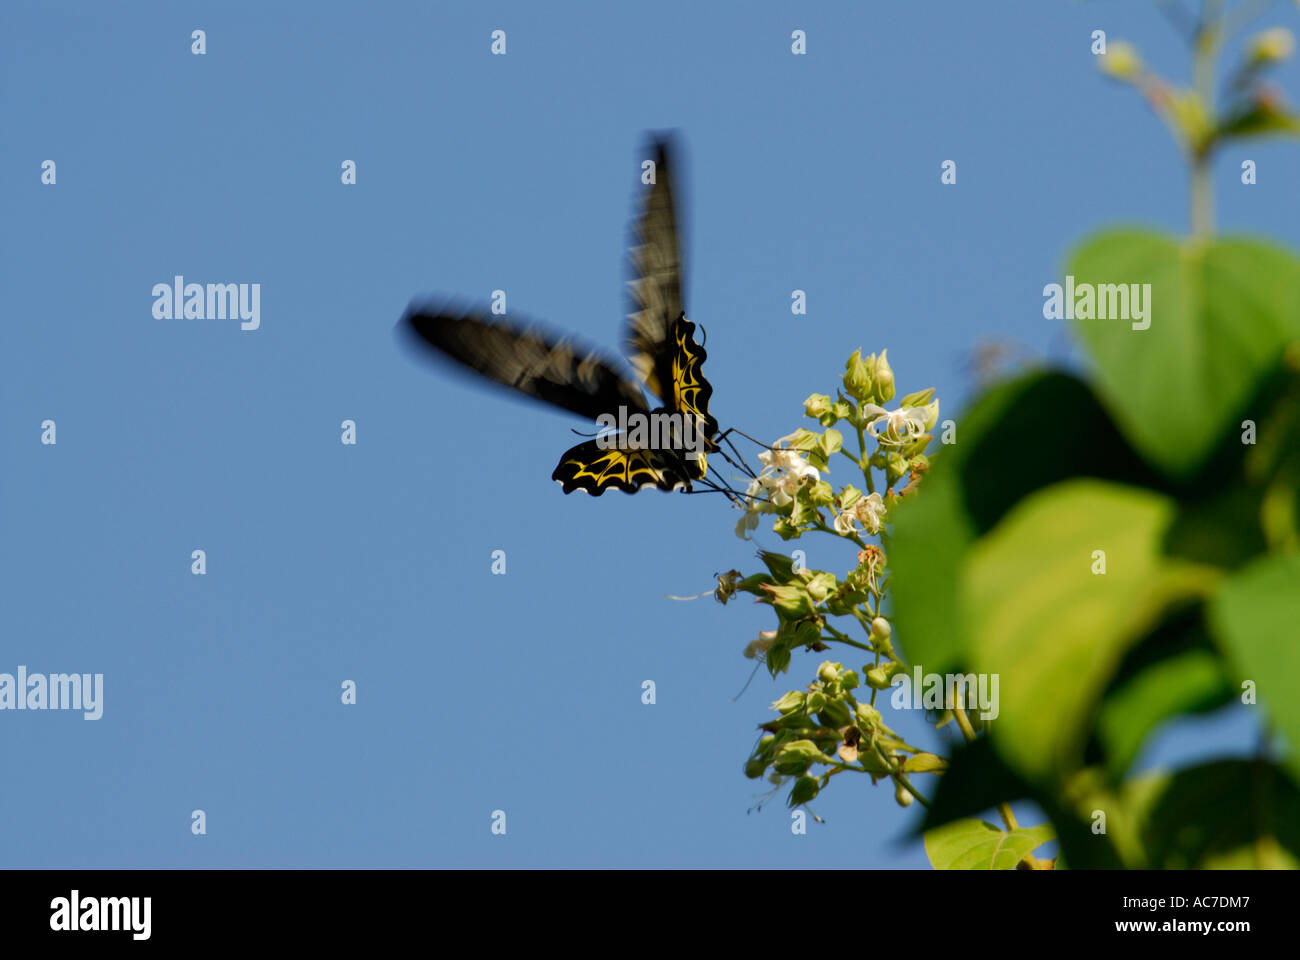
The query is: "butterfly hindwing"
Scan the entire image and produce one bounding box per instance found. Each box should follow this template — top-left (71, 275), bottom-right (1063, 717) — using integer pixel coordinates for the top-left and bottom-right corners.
top-left (669, 314), bottom-right (719, 451)
top-left (552, 437), bottom-right (692, 496)
top-left (401, 306), bottom-right (650, 422)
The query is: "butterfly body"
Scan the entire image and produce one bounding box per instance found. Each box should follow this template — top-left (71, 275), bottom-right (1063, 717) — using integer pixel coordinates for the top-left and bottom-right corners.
top-left (400, 135), bottom-right (721, 496)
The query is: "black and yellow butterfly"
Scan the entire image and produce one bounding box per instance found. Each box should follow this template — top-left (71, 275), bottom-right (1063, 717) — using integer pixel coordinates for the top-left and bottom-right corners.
top-left (400, 135), bottom-right (724, 496)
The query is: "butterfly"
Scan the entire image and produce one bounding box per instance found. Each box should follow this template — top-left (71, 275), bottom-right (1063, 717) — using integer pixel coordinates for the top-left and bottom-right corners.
top-left (399, 135), bottom-right (726, 496)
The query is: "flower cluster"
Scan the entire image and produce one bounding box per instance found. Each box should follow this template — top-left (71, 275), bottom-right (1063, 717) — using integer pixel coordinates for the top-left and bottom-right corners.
top-left (718, 348), bottom-right (941, 815)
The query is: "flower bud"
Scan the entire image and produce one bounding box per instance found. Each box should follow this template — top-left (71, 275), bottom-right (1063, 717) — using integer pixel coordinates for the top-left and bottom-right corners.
top-left (894, 782), bottom-right (914, 807)
top-left (1099, 41), bottom-right (1142, 81)
top-left (772, 690), bottom-right (805, 715)
top-left (803, 393), bottom-right (833, 419)
top-left (1250, 27), bottom-right (1295, 64)
top-left (843, 349), bottom-right (873, 400)
top-left (917, 399), bottom-right (940, 431)
top-left (788, 776), bottom-right (820, 806)
top-left (817, 660), bottom-right (840, 683)
top-left (874, 350), bottom-right (895, 403)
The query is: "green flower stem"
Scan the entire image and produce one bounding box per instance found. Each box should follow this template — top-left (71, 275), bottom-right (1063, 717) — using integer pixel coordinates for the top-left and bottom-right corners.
top-left (1190, 0), bottom-right (1222, 238)
top-left (952, 698), bottom-right (1020, 834)
top-left (822, 623), bottom-right (873, 653)
top-left (854, 417), bottom-right (875, 494)
top-left (873, 741), bottom-right (931, 809)
top-left (811, 516), bottom-right (866, 549)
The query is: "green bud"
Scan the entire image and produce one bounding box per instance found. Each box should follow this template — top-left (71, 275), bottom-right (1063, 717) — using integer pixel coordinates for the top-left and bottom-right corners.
top-left (744, 757), bottom-right (769, 779)
top-left (899, 387), bottom-right (935, 408)
top-left (804, 571), bottom-right (837, 603)
top-left (773, 739), bottom-right (833, 775)
top-left (821, 428), bottom-right (843, 458)
top-left (806, 691), bottom-right (826, 714)
top-left (817, 699), bottom-right (853, 728)
top-left (917, 398), bottom-right (940, 431)
top-left (785, 428), bottom-right (820, 452)
top-left (894, 782), bottom-right (914, 807)
top-left (840, 669), bottom-right (860, 690)
top-left (860, 745), bottom-right (891, 776)
top-left (773, 690), bottom-right (805, 715)
top-left (758, 550), bottom-right (797, 582)
top-left (1099, 41), bottom-right (1142, 81)
top-left (838, 484), bottom-right (863, 511)
top-left (885, 452), bottom-right (908, 486)
top-left (809, 480), bottom-right (835, 506)
top-left (817, 660), bottom-right (840, 683)
top-left (832, 400), bottom-right (855, 421)
top-left (856, 702), bottom-right (882, 731)
top-left (870, 617), bottom-right (892, 642)
top-left (803, 393), bottom-right (833, 420)
top-left (874, 350), bottom-right (895, 402)
top-left (788, 776), bottom-right (820, 806)
top-left (866, 667), bottom-right (891, 689)
top-left (1249, 27), bottom-right (1295, 64)
top-left (772, 517), bottom-right (800, 541)
top-left (843, 349), bottom-right (872, 400)
top-left (793, 619), bottom-right (822, 648)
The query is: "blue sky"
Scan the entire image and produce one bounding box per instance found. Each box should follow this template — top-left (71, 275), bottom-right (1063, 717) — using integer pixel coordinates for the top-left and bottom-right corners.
top-left (3, 0), bottom-right (1296, 868)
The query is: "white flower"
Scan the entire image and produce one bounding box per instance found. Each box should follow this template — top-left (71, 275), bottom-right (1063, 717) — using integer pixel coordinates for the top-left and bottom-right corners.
top-left (735, 508), bottom-right (760, 540)
top-left (832, 492), bottom-right (887, 537)
top-left (733, 435), bottom-right (821, 535)
top-left (862, 404), bottom-right (927, 447)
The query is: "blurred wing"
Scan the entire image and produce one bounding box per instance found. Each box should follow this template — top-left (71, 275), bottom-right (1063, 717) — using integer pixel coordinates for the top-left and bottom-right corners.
top-left (670, 315), bottom-right (719, 444)
top-left (624, 135), bottom-right (684, 403)
top-left (400, 305), bottom-right (649, 422)
top-left (552, 437), bottom-right (694, 496)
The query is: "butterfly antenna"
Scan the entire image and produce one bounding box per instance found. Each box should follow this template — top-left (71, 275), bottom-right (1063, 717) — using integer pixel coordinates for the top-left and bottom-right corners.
top-left (731, 660), bottom-right (765, 701)
top-left (720, 433), bottom-right (759, 480)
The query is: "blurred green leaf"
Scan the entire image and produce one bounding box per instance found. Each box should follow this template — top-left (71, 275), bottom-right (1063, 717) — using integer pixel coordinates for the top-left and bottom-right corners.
top-left (1068, 231), bottom-right (1300, 478)
top-left (1070, 761), bottom-right (1300, 868)
top-left (1210, 552), bottom-right (1300, 780)
top-left (964, 480), bottom-right (1220, 783)
top-left (890, 372), bottom-right (1159, 673)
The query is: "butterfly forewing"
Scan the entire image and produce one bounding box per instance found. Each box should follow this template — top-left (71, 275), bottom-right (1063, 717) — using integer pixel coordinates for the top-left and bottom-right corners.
top-left (625, 137), bottom-right (685, 406)
top-left (401, 306), bottom-right (650, 422)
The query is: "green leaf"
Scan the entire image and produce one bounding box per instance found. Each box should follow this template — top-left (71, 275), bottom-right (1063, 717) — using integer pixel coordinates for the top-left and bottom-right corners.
top-left (889, 372), bottom-right (1159, 673)
top-left (1210, 552), bottom-right (1300, 780)
top-left (1214, 103), bottom-right (1300, 142)
top-left (902, 752), bottom-right (947, 774)
top-left (1068, 761), bottom-right (1300, 868)
top-left (923, 819), bottom-right (1056, 870)
top-left (918, 737), bottom-right (1032, 833)
top-left (1094, 607), bottom-right (1234, 780)
top-left (1068, 231), bottom-right (1300, 478)
top-left (964, 480), bottom-right (1220, 783)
